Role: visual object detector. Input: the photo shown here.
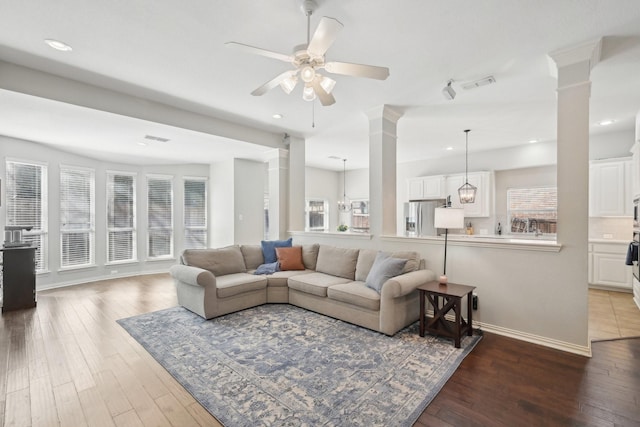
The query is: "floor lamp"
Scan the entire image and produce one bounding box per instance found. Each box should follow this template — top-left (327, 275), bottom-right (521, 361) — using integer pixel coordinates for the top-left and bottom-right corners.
top-left (434, 207), bottom-right (465, 284)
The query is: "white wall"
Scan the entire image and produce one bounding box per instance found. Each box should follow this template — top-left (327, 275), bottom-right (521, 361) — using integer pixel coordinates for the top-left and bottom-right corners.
top-left (0, 135), bottom-right (209, 289)
top-left (210, 160), bottom-right (234, 247)
top-left (234, 159), bottom-right (267, 245)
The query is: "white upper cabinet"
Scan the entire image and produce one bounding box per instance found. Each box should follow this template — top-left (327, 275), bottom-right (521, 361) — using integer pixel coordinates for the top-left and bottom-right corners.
top-left (407, 175), bottom-right (446, 200)
top-left (408, 171), bottom-right (493, 217)
top-left (589, 158), bottom-right (632, 217)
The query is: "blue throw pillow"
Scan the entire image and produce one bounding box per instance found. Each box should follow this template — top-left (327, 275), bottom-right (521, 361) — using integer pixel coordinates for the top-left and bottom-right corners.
top-left (254, 262), bottom-right (280, 275)
top-left (261, 238), bottom-right (293, 264)
top-left (365, 252), bottom-right (408, 293)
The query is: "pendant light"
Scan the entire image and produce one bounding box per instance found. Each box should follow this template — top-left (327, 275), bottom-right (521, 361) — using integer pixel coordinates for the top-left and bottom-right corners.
top-left (458, 129), bottom-right (477, 204)
top-left (338, 159), bottom-right (351, 212)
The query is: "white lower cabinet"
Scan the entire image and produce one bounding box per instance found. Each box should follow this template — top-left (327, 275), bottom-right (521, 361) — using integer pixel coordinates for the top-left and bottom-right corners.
top-left (588, 242), bottom-right (632, 290)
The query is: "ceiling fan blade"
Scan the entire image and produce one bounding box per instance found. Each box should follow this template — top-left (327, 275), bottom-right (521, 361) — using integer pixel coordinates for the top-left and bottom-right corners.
top-left (307, 17), bottom-right (343, 57)
top-left (225, 42), bottom-right (293, 63)
top-left (324, 61), bottom-right (390, 80)
top-left (251, 71), bottom-right (296, 96)
top-left (310, 79), bottom-right (336, 106)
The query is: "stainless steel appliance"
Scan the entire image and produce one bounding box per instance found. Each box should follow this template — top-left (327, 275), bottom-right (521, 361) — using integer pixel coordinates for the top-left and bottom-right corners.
top-left (634, 197), bottom-right (640, 228)
top-left (633, 230), bottom-right (640, 282)
top-left (404, 199), bottom-right (446, 237)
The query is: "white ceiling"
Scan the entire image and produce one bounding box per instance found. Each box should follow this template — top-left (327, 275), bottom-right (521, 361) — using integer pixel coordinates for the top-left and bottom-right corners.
top-left (0, 0), bottom-right (639, 170)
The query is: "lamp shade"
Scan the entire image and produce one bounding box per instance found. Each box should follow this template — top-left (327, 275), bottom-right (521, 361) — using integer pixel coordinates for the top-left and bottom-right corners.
top-left (434, 207), bottom-right (464, 229)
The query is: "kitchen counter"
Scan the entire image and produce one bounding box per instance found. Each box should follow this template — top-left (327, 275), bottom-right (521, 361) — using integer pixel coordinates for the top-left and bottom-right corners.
top-left (384, 234), bottom-right (562, 252)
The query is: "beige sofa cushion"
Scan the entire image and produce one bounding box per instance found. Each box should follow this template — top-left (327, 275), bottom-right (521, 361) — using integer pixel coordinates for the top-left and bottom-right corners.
top-left (182, 246), bottom-right (247, 276)
top-left (264, 270), bottom-right (312, 287)
top-left (327, 281), bottom-right (381, 311)
top-left (355, 249), bottom-right (421, 280)
top-left (288, 272), bottom-right (350, 297)
top-left (240, 245), bottom-right (264, 270)
top-left (215, 273), bottom-right (268, 298)
top-left (302, 244), bottom-right (320, 270)
top-left (315, 245), bottom-right (359, 280)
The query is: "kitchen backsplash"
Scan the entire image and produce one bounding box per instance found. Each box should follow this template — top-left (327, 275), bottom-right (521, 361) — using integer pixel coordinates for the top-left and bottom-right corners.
top-left (589, 217), bottom-right (633, 240)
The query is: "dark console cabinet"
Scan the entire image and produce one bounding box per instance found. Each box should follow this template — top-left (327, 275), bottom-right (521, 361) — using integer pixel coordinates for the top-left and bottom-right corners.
top-left (1, 247), bottom-right (37, 313)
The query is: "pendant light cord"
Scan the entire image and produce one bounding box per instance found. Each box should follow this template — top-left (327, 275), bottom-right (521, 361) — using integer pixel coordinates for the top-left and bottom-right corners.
top-left (464, 129), bottom-right (470, 183)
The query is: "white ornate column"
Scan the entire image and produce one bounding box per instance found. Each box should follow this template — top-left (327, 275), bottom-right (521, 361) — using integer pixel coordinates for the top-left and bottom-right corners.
top-left (267, 148), bottom-right (289, 240)
top-left (548, 38), bottom-right (602, 346)
top-left (367, 105), bottom-right (402, 237)
top-left (288, 136), bottom-right (306, 233)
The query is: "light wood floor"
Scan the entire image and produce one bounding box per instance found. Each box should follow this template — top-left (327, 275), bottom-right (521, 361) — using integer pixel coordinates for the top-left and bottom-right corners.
top-left (0, 274), bottom-right (222, 427)
top-left (589, 288), bottom-right (640, 341)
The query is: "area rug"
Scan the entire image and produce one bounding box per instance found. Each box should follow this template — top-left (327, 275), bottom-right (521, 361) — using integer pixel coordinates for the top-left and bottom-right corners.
top-left (117, 304), bottom-right (481, 426)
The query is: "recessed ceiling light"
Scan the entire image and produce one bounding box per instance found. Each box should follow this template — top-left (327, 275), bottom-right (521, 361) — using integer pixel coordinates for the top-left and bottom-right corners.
top-left (137, 142), bottom-right (148, 146)
top-left (597, 119), bottom-right (615, 126)
top-left (528, 139), bottom-right (539, 144)
top-left (44, 39), bottom-right (72, 52)
top-left (272, 113), bottom-right (283, 119)
top-left (445, 146), bottom-right (454, 151)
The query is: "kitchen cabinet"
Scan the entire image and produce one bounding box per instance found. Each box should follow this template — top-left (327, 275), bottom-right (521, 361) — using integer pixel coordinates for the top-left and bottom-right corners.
top-left (407, 175), bottom-right (445, 200)
top-left (589, 158), bottom-right (632, 217)
top-left (588, 241), bottom-right (632, 291)
top-left (445, 171), bottom-right (493, 217)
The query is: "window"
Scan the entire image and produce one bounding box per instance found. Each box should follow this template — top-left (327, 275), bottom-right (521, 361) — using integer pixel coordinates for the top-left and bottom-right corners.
top-left (5, 160), bottom-right (48, 272)
top-left (306, 199), bottom-right (328, 231)
top-left (107, 172), bottom-right (136, 263)
top-left (507, 187), bottom-right (557, 234)
top-left (183, 178), bottom-right (207, 249)
top-left (60, 166), bottom-right (95, 268)
top-left (350, 200), bottom-right (370, 233)
top-left (148, 175), bottom-right (173, 258)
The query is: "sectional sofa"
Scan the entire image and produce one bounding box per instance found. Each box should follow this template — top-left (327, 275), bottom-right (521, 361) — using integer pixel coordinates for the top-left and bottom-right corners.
top-left (169, 242), bottom-right (435, 336)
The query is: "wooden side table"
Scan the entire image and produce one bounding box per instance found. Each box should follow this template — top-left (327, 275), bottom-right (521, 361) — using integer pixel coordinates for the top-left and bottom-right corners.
top-left (418, 280), bottom-right (476, 348)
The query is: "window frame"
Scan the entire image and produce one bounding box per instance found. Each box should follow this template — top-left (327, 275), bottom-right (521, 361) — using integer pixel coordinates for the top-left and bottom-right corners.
top-left (305, 198), bottom-right (329, 232)
top-left (183, 176), bottom-right (207, 250)
top-left (106, 170), bottom-right (137, 265)
top-left (147, 174), bottom-right (174, 260)
top-left (507, 186), bottom-right (558, 235)
top-left (5, 159), bottom-right (49, 273)
top-left (59, 165), bottom-right (96, 270)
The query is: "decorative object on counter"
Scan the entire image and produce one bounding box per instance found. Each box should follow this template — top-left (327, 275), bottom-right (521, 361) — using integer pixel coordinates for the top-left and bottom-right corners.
top-left (458, 129), bottom-right (477, 204)
top-left (497, 222), bottom-right (502, 235)
top-left (337, 158), bottom-right (351, 213)
top-left (337, 224), bottom-right (348, 232)
top-left (434, 206), bottom-right (465, 284)
top-left (466, 222), bottom-right (474, 235)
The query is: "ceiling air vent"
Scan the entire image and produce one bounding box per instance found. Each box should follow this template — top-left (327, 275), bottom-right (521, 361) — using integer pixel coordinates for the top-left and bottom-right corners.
top-left (144, 135), bottom-right (170, 143)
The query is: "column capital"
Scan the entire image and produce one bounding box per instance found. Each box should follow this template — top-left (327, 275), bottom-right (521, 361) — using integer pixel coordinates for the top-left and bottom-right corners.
top-left (265, 148), bottom-right (289, 162)
top-left (548, 38), bottom-right (602, 87)
top-left (365, 105), bottom-right (403, 124)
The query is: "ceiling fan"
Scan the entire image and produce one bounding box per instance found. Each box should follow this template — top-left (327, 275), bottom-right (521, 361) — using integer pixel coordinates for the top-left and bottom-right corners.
top-left (225, 0), bottom-right (390, 106)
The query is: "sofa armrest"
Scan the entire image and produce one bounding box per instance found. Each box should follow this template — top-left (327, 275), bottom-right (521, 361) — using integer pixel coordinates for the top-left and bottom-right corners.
top-left (381, 269), bottom-right (436, 299)
top-left (169, 264), bottom-right (216, 288)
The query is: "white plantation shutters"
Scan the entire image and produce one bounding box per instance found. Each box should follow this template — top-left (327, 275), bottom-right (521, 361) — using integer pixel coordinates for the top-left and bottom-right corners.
top-left (107, 172), bottom-right (137, 263)
top-left (5, 160), bottom-right (48, 272)
top-left (60, 167), bottom-right (95, 268)
top-left (184, 178), bottom-right (207, 249)
top-left (148, 176), bottom-right (173, 258)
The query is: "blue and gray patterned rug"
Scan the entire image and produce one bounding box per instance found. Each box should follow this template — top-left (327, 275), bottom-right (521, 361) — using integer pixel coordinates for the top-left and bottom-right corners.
top-left (118, 304), bottom-right (481, 426)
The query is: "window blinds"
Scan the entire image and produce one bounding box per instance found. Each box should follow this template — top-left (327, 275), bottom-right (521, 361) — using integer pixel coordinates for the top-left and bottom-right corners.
top-left (107, 172), bottom-right (136, 262)
top-left (148, 176), bottom-right (173, 258)
top-left (60, 167), bottom-right (95, 267)
top-left (184, 179), bottom-right (207, 249)
top-left (5, 160), bottom-right (48, 271)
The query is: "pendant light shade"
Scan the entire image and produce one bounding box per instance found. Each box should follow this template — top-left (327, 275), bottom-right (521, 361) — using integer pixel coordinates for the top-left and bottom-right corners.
top-left (338, 159), bottom-right (351, 212)
top-left (458, 129), bottom-right (477, 204)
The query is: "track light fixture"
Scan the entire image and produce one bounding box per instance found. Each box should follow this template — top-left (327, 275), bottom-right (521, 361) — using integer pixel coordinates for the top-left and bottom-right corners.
top-left (442, 80), bottom-right (456, 100)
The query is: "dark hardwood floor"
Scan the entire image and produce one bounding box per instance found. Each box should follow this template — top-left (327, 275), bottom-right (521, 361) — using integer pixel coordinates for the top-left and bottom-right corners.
top-left (1, 273), bottom-right (639, 426)
top-left (419, 332), bottom-right (640, 426)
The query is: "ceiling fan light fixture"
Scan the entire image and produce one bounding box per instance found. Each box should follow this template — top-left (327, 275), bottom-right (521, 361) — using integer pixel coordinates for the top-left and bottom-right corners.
top-left (302, 85), bottom-right (316, 101)
top-left (319, 75), bottom-right (336, 94)
top-left (279, 74), bottom-right (298, 94)
top-left (300, 65), bottom-right (316, 83)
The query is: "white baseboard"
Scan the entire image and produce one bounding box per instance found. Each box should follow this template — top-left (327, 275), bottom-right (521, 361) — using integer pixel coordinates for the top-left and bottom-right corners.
top-left (36, 269), bottom-right (170, 291)
top-left (476, 321), bottom-right (592, 357)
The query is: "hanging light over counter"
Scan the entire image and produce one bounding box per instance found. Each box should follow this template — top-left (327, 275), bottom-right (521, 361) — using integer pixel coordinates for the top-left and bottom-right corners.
top-left (338, 158), bottom-right (351, 212)
top-left (458, 129), bottom-right (477, 204)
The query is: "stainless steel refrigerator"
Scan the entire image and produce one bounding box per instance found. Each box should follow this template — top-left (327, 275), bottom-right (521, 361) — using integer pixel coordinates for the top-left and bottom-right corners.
top-left (404, 200), bottom-right (446, 236)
